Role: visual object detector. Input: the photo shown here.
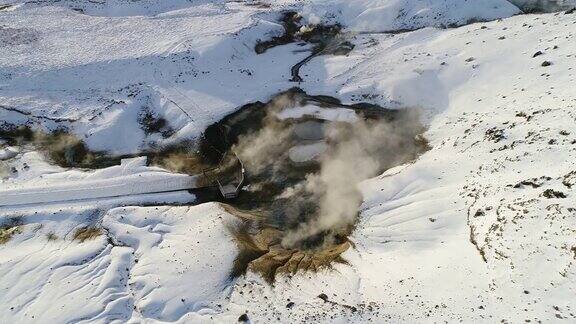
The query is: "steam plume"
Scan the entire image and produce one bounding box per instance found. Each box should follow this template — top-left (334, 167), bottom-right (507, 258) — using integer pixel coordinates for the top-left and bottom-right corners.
top-left (231, 92), bottom-right (425, 249)
top-left (281, 111), bottom-right (423, 247)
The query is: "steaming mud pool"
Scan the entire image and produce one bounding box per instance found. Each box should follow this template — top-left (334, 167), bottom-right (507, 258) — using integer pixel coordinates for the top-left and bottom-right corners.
top-left (198, 88), bottom-right (428, 281)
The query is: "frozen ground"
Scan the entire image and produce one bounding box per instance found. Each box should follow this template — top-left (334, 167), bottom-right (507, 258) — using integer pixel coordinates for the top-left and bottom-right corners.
top-left (1, 0), bottom-right (576, 323)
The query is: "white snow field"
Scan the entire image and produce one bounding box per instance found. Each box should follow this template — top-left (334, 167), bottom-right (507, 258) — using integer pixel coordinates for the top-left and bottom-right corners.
top-left (1, 0), bottom-right (576, 323)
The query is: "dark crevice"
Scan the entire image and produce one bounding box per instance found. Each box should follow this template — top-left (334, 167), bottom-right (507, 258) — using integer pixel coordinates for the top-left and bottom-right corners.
top-left (255, 11), bottom-right (354, 83)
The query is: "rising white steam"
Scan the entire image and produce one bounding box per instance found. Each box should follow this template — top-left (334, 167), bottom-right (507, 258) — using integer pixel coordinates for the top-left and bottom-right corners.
top-left (231, 92), bottom-right (425, 249)
top-left (281, 111), bottom-right (424, 248)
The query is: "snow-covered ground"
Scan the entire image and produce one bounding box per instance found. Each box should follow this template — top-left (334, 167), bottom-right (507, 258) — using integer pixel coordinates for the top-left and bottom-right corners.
top-left (0, 156), bottom-right (197, 208)
top-left (1, 0), bottom-right (576, 322)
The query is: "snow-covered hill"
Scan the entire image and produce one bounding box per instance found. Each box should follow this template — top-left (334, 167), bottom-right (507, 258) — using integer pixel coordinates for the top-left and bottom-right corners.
top-left (299, 0), bottom-right (520, 32)
top-left (1, 0), bottom-right (576, 323)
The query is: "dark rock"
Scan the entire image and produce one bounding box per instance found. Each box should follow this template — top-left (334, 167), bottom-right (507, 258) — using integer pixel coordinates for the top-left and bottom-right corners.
top-left (485, 127), bottom-right (505, 143)
top-left (513, 177), bottom-right (551, 189)
top-left (238, 313), bottom-right (249, 323)
top-left (542, 189), bottom-right (567, 199)
top-left (532, 51), bottom-right (543, 58)
top-left (541, 61), bottom-right (552, 67)
top-left (318, 293), bottom-right (329, 302)
top-left (286, 302), bottom-right (295, 309)
top-left (565, 8), bottom-right (575, 14)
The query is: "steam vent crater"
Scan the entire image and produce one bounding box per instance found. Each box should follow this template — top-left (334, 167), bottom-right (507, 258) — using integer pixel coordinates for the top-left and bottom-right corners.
top-left (199, 88), bottom-right (429, 281)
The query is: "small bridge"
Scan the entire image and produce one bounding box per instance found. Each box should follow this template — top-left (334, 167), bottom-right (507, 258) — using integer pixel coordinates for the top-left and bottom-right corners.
top-left (202, 151), bottom-right (245, 199)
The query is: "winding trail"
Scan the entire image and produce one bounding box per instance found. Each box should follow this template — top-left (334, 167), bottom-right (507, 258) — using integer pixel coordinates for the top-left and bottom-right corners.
top-left (0, 173), bottom-right (200, 207)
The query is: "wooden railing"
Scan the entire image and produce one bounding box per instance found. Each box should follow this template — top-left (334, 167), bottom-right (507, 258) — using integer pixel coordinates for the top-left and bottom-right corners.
top-left (202, 151), bottom-right (245, 199)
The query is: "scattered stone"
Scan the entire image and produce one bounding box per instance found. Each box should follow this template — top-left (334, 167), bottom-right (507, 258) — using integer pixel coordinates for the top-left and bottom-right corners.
top-left (238, 313), bottom-right (249, 323)
top-left (541, 61), bottom-right (552, 67)
top-left (513, 177), bottom-right (551, 189)
top-left (542, 189), bottom-right (567, 199)
top-left (485, 127), bottom-right (505, 143)
top-left (286, 302), bottom-right (295, 309)
top-left (562, 171), bottom-right (576, 188)
top-left (532, 51), bottom-right (543, 58)
top-left (318, 293), bottom-right (329, 302)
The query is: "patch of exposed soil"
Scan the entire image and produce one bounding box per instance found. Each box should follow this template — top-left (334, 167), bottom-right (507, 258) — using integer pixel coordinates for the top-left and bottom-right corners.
top-left (73, 226), bottom-right (102, 242)
top-left (0, 124), bottom-right (207, 174)
top-left (0, 217), bottom-right (23, 244)
top-left (138, 109), bottom-right (174, 138)
top-left (0, 124), bottom-right (122, 168)
top-left (225, 204), bottom-right (350, 283)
